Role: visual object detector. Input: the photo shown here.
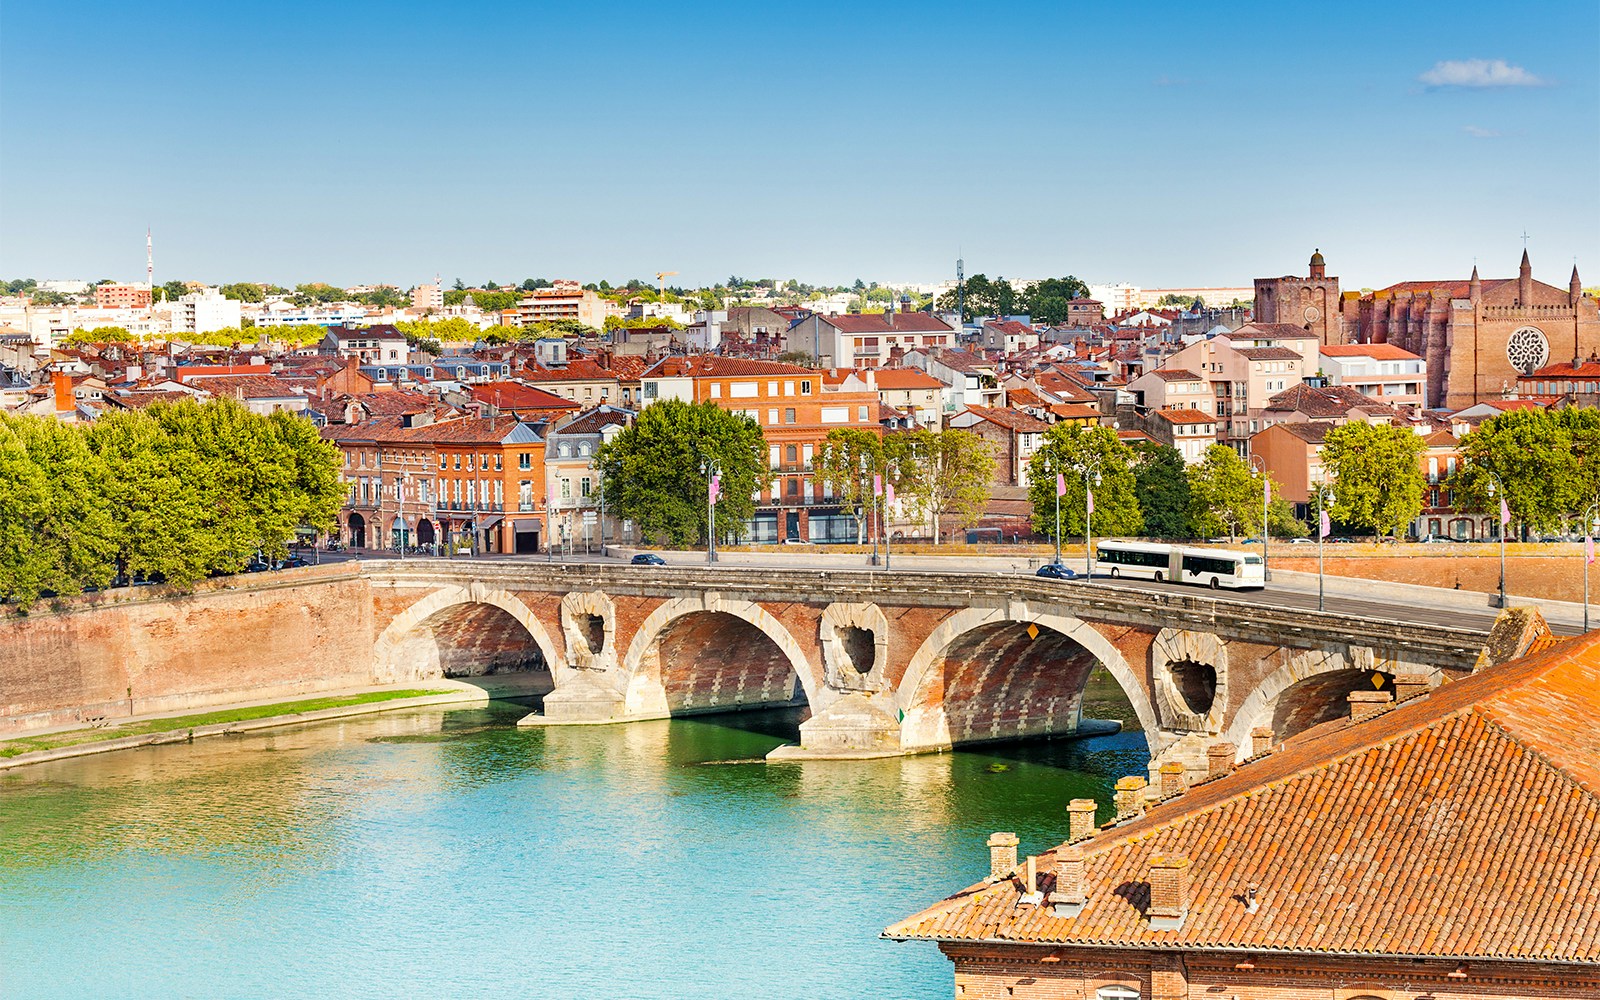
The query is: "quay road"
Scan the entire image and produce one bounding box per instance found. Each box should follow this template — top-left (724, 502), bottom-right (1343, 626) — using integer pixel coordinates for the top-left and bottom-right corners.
top-left (346, 547), bottom-right (1584, 638)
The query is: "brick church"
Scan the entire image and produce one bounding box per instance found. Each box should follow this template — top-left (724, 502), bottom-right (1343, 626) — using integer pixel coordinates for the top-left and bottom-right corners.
top-left (1254, 250), bottom-right (1600, 410)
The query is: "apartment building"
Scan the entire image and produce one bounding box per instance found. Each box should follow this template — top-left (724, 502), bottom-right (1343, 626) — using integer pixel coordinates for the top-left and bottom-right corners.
top-left (516, 282), bottom-right (608, 330)
top-left (638, 356), bottom-right (882, 542)
top-left (94, 283), bottom-right (152, 309)
top-left (1318, 343), bottom-right (1427, 408)
top-left (1164, 324), bottom-right (1317, 450)
top-left (786, 310), bottom-right (958, 368)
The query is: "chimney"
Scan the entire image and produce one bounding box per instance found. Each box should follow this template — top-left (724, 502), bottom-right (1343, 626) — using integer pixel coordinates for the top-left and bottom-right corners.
top-left (1114, 776), bottom-right (1148, 820)
top-left (52, 371), bottom-right (74, 413)
top-left (1244, 882), bottom-right (1260, 914)
top-left (1048, 845), bottom-right (1087, 917)
top-left (1147, 855), bottom-right (1192, 930)
top-left (1159, 761), bottom-right (1186, 799)
top-left (1067, 798), bottom-right (1098, 842)
top-left (1206, 742), bottom-right (1237, 780)
top-left (1020, 855), bottom-right (1043, 903)
top-left (1250, 726), bottom-right (1274, 758)
top-left (1348, 689), bottom-right (1393, 722)
top-left (1393, 673), bottom-right (1430, 704)
top-left (987, 832), bottom-right (1019, 879)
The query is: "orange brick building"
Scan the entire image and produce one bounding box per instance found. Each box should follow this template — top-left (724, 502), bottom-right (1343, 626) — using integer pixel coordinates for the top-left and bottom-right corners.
top-left (325, 414), bottom-right (548, 554)
top-left (639, 356), bottom-right (882, 542)
top-left (888, 623), bottom-right (1600, 999)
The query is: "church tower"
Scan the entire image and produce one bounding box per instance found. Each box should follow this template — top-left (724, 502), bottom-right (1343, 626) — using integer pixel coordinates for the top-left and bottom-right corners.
top-left (1518, 250), bottom-right (1533, 305)
top-left (1253, 249), bottom-right (1342, 345)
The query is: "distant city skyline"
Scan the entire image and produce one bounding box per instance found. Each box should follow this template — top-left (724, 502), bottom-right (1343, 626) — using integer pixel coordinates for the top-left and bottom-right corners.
top-left (2, 0), bottom-right (1595, 289)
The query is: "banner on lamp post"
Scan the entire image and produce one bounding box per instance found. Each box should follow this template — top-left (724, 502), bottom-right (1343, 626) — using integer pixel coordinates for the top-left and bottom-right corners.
top-left (1319, 509), bottom-right (1331, 539)
top-left (1056, 472), bottom-right (1066, 497)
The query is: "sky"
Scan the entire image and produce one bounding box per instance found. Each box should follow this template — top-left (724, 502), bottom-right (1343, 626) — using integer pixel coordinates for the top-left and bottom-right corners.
top-left (2, 0), bottom-right (1596, 291)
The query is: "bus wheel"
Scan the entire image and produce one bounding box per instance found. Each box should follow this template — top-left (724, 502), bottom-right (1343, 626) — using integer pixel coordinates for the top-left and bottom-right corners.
top-left (1153, 571), bottom-right (1163, 583)
top-left (1110, 567), bottom-right (1119, 578)
top-left (1209, 577), bottom-right (1221, 590)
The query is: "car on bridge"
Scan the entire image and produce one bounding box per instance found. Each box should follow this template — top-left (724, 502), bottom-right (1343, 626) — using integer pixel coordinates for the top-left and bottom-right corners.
top-left (631, 553), bottom-right (667, 566)
top-left (1035, 562), bottom-right (1081, 580)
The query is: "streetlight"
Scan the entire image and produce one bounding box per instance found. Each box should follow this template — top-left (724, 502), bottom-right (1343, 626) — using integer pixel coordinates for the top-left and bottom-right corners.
top-left (1583, 500), bottom-right (1599, 632)
top-left (702, 456), bottom-right (719, 565)
top-left (1314, 483), bottom-right (1336, 611)
top-left (1249, 455), bottom-right (1272, 582)
top-left (862, 452), bottom-right (880, 567)
top-left (1484, 472), bottom-right (1508, 609)
top-left (1078, 457), bottom-right (1103, 580)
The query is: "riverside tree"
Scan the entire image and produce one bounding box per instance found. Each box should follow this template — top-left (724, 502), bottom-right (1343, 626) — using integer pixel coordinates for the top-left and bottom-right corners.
top-left (1320, 422), bottom-right (1428, 538)
top-left (1131, 443), bottom-right (1191, 538)
top-left (812, 427), bottom-right (884, 543)
top-left (889, 428), bottom-right (996, 543)
top-left (1452, 407), bottom-right (1600, 533)
top-left (596, 400), bottom-right (765, 547)
top-left (0, 400), bottom-right (343, 606)
top-left (1186, 445), bottom-right (1262, 540)
top-left (1026, 423), bottom-right (1143, 541)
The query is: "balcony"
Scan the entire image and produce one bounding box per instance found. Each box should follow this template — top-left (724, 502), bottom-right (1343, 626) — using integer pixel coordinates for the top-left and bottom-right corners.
top-left (434, 501), bottom-right (505, 514)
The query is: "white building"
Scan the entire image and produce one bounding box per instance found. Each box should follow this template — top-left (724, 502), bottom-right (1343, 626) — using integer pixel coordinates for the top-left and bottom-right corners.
top-left (1318, 344), bottom-right (1427, 409)
top-left (412, 283), bottom-right (444, 312)
top-left (1088, 282), bottom-right (1141, 316)
top-left (170, 287), bottom-right (242, 336)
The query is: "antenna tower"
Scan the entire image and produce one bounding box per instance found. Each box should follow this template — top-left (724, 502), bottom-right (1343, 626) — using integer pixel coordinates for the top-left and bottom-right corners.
top-left (956, 257), bottom-right (965, 325)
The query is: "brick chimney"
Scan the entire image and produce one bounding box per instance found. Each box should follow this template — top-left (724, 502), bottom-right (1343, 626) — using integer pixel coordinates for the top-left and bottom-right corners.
top-left (1147, 854), bottom-right (1192, 930)
top-left (987, 832), bottom-right (1019, 879)
top-left (1159, 761), bottom-right (1186, 799)
top-left (52, 371), bottom-right (74, 413)
top-left (1393, 673), bottom-right (1430, 704)
top-left (1048, 845), bottom-right (1087, 917)
top-left (1250, 726), bottom-right (1274, 758)
top-left (1348, 689), bottom-right (1393, 722)
top-left (1114, 776), bottom-right (1148, 820)
top-left (1206, 742), bottom-right (1237, 780)
top-left (1067, 798), bottom-right (1098, 842)
top-left (1021, 855), bottom-right (1042, 903)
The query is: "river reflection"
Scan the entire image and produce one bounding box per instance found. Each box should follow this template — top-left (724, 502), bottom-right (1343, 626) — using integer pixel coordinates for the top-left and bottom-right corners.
top-left (0, 701), bottom-right (1146, 1000)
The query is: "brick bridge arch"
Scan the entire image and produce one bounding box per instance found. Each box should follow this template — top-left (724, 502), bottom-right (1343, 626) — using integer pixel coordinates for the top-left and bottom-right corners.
top-left (895, 607), bottom-right (1159, 754)
top-left (374, 584), bottom-right (560, 685)
top-left (619, 596), bottom-right (821, 719)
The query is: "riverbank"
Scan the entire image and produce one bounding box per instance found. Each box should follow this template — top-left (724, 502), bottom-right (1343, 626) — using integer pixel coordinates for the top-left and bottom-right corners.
top-left (0, 681), bottom-right (511, 770)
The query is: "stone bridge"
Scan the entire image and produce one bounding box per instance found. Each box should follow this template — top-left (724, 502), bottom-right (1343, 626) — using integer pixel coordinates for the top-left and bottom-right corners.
top-left (365, 561), bottom-right (1490, 780)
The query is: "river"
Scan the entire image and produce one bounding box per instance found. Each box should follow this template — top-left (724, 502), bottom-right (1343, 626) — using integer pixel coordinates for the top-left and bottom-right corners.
top-left (0, 694), bottom-right (1146, 1000)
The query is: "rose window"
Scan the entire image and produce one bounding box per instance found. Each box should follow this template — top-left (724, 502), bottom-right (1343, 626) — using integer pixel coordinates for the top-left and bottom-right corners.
top-left (1506, 326), bottom-right (1549, 373)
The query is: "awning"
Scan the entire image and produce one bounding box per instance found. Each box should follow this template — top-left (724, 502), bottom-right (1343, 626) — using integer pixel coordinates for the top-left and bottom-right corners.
top-left (476, 514), bottom-right (504, 531)
top-left (512, 517), bottom-right (543, 533)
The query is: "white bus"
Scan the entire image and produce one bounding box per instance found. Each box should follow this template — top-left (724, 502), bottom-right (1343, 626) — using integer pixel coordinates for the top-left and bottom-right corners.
top-left (1094, 540), bottom-right (1265, 590)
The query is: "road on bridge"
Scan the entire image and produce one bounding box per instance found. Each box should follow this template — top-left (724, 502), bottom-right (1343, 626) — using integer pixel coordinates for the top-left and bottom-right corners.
top-left (353, 548), bottom-right (1584, 637)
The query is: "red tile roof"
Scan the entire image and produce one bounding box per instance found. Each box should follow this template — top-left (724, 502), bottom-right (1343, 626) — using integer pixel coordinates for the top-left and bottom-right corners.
top-left (641, 356), bottom-right (816, 378)
top-left (1320, 343), bottom-right (1423, 361)
top-left (958, 405), bottom-right (1049, 433)
top-left (470, 381), bottom-right (579, 411)
top-left (1264, 383), bottom-right (1393, 417)
top-left (888, 632), bottom-right (1600, 963)
top-left (1153, 407), bottom-right (1216, 425)
top-left (1234, 346), bottom-right (1305, 361)
top-left (822, 313), bottom-right (955, 334)
top-left (870, 368), bottom-right (944, 390)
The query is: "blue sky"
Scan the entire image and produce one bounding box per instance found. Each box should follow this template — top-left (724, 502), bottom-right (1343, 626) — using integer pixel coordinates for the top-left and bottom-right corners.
top-left (2, 0), bottom-right (1595, 290)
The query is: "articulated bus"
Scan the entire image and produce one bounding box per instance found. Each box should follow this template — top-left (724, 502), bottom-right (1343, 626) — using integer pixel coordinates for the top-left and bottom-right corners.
top-left (1094, 540), bottom-right (1265, 590)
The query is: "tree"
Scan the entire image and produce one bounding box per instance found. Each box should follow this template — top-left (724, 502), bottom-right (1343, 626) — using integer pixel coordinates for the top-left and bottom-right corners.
top-left (1450, 408), bottom-right (1600, 534)
top-left (1132, 443), bottom-right (1191, 538)
top-left (1320, 422), bottom-right (1428, 538)
top-left (890, 428), bottom-right (996, 543)
top-left (1186, 445), bottom-right (1261, 539)
top-left (1020, 276), bottom-right (1091, 325)
top-left (1026, 424), bottom-right (1142, 541)
top-left (0, 416), bottom-right (118, 607)
top-left (220, 282), bottom-right (265, 303)
top-left (597, 401), bottom-right (765, 547)
top-left (813, 428), bottom-right (884, 543)
top-left (61, 326), bottom-right (136, 346)
top-left (158, 280), bottom-right (188, 302)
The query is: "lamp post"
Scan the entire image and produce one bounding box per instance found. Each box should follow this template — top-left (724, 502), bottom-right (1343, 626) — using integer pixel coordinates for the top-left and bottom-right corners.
top-left (702, 456), bottom-right (719, 565)
top-left (1484, 472), bottom-right (1508, 608)
top-left (1583, 500), bottom-right (1599, 633)
top-left (1079, 457), bottom-right (1103, 580)
top-left (865, 454), bottom-right (880, 567)
top-left (1315, 483), bottom-right (1336, 611)
top-left (1249, 455), bottom-right (1271, 582)
top-left (1053, 460), bottom-right (1064, 566)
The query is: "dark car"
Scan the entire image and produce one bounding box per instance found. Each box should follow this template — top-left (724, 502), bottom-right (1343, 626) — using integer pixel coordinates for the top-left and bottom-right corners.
top-left (631, 553), bottom-right (667, 566)
top-left (279, 555), bottom-right (310, 569)
top-left (1035, 562), bottom-right (1079, 580)
top-left (244, 558), bottom-right (273, 573)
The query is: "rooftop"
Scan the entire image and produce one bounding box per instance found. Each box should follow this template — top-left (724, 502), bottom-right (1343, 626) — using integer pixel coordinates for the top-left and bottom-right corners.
top-left (1320, 343), bottom-right (1423, 361)
top-left (888, 630), bottom-right (1600, 963)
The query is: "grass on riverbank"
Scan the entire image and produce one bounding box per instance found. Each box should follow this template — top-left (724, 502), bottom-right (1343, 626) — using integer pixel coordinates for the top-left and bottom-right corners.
top-left (0, 689), bottom-right (453, 758)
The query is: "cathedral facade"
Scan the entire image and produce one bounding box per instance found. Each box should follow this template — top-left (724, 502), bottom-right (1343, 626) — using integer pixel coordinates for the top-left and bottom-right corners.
top-left (1346, 252), bottom-right (1599, 409)
top-left (1252, 249), bottom-right (1341, 345)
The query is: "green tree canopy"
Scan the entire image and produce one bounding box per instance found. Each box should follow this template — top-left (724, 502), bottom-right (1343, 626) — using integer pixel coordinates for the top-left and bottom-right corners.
top-left (220, 282), bottom-right (265, 303)
top-left (1186, 445), bottom-right (1263, 539)
top-left (597, 400), bottom-right (765, 547)
top-left (889, 428), bottom-right (995, 543)
top-left (1132, 443), bottom-right (1191, 538)
top-left (1020, 276), bottom-right (1091, 325)
top-left (813, 427), bottom-right (884, 543)
top-left (1451, 408), bottom-right (1600, 533)
top-left (61, 326), bottom-right (136, 346)
top-left (1026, 423), bottom-right (1142, 539)
top-left (1321, 422), bottom-right (1428, 537)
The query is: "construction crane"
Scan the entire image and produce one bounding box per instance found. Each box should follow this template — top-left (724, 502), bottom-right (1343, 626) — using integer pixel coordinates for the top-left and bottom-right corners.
top-left (656, 271), bottom-right (678, 298)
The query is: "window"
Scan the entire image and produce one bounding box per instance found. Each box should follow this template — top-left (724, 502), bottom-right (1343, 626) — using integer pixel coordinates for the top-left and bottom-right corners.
top-left (785, 408), bottom-right (796, 424)
top-left (519, 453), bottom-right (532, 471)
top-left (767, 381), bottom-right (778, 395)
top-left (453, 454), bottom-right (461, 470)
top-left (581, 478), bottom-right (591, 497)
top-left (769, 445), bottom-right (781, 469)
top-left (784, 381), bottom-right (795, 395)
top-left (710, 383), bottom-right (722, 398)
top-left (731, 382), bottom-right (757, 398)
top-left (767, 408), bottom-right (779, 424)
top-left (785, 445), bottom-right (798, 464)
top-left (820, 406), bottom-right (849, 423)
top-left (494, 455), bottom-right (503, 471)
top-left (561, 479), bottom-right (571, 499)
top-left (858, 405), bottom-right (870, 422)
top-left (579, 442), bottom-right (591, 457)
top-left (1096, 986), bottom-right (1140, 999)
top-left (439, 454), bottom-right (447, 470)
top-left (800, 381), bottom-right (812, 394)
top-left (467, 455), bottom-right (475, 471)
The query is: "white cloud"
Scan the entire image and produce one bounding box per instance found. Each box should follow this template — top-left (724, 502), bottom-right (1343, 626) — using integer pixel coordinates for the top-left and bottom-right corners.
top-left (1420, 59), bottom-right (1546, 88)
top-left (1462, 124), bottom-right (1501, 138)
